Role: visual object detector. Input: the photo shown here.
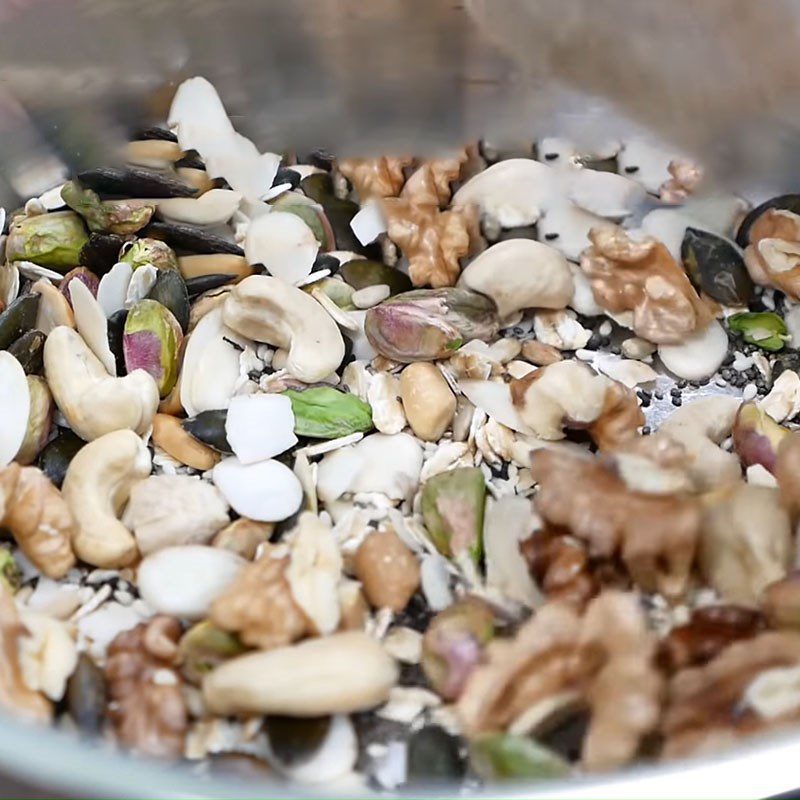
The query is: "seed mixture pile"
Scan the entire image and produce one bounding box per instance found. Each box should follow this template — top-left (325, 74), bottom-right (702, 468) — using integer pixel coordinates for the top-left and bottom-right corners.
top-left (4, 76), bottom-right (800, 790)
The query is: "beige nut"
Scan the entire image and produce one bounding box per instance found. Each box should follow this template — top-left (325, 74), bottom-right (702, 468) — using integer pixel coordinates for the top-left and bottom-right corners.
top-left (152, 413), bottom-right (220, 471)
top-left (354, 530), bottom-right (421, 612)
top-left (178, 255), bottom-right (253, 281)
top-left (202, 631), bottom-right (398, 716)
top-left (399, 362), bottom-right (456, 442)
top-left (212, 518), bottom-right (274, 560)
top-left (62, 429), bottom-right (151, 568)
top-left (521, 340), bottom-right (563, 367)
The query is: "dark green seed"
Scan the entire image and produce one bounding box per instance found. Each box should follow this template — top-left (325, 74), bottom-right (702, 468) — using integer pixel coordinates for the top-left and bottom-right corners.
top-left (144, 221), bottom-right (244, 256)
top-left (340, 259), bottom-right (413, 296)
top-left (681, 227), bottom-right (753, 305)
top-left (38, 429), bottom-right (86, 487)
top-left (265, 716), bottom-right (331, 767)
top-left (185, 273), bottom-right (236, 298)
top-left (7, 329), bottom-right (46, 374)
top-left (66, 654), bottom-right (106, 736)
top-left (77, 166), bottom-right (196, 199)
top-left (182, 409), bottom-right (231, 453)
top-left (107, 309), bottom-right (128, 376)
top-left (300, 174), bottom-right (363, 253)
top-left (147, 269), bottom-right (190, 333)
top-left (0, 295), bottom-right (40, 351)
top-left (406, 726), bottom-right (465, 783)
top-left (79, 233), bottom-right (128, 276)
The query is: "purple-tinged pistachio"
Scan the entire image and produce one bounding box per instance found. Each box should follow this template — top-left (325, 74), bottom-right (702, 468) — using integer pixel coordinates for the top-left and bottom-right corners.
top-left (59, 267), bottom-right (99, 307)
top-left (122, 299), bottom-right (182, 396)
top-left (365, 288), bottom-right (499, 362)
top-left (732, 402), bottom-right (789, 474)
top-left (421, 466), bottom-right (487, 563)
top-left (6, 211), bottom-right (88, 270)
top-left (762, 572), bottom-right (800, 628)
top-left (61, 180), bottom-right (155, 235)
top-left (120, 238), bottom-right (179, 272)
top-left (470, 733), bottom-right (569, 781)
top-left (15, 376), bottom-right (54, 465)
top-left (421, 597), bottom-right (494, 700)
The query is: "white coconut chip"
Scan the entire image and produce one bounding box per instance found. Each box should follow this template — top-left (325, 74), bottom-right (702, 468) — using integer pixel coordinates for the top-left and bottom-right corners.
top-left (16, 261), bottom-right (63, 282)
top-left (0, 351), bottom-right (30, 466)
top-left (245, 211), bottom-right (319, 284)
top-left (181, 306), bottom-right (249, 417)
top-left (212, 457), bottom-right (303, 522)
top-left (658, 320), bottom-right (729, 380)
top-left (38, 184), bottom-right (67, 211)
top-left (225, 393), bottom-right (298, 464)
top-left (458, 379), bottom-right (532, 434)
top-left (592, 353), bottom-right (658, 388)
top-left (168, 77), bottom-right (280, 202)
top-left (157, 189), bottom-right (242, 227)
top-left (124, 264), bottom-right (157, 308)
top-left (96, 262), bottom-right (133, 317)
top-left (350, 199), bottom-right (388, 246)
top-left (69, 279), bottom-right (116, 375)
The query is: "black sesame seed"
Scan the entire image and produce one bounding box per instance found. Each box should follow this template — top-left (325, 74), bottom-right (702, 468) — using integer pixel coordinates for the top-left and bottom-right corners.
top-left (672, 396), bottom-right (683, 406)
top-left (624, 165), bottom-right (640, 174)
top-left (544, 152), bottom-right (559, 161)
top-left (544, 232), bottom-right (559, 241)
top-left (642, 426), bottom-right (651, 435)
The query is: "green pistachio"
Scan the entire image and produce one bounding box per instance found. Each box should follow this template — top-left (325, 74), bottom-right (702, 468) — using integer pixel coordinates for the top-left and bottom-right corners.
top-left (421, 467), bottom-right (486, 564)
top-left (120, 237), bottom-right (180, 272)
top-left (728, 311), bottom-right (789, 352)
top-left (365, 288), bottom-right (499, 362)
top-left (0, 548), bottom-right (21, 594)
top-left (60, 180), bottom-right (155, 235)
top-left (469, 734), bottom-right (569, 781)
top-left (5, 211), bottom-right (88, 270)
top-left (178, 620), bottom-right (246, 684)
top-left (122, 299), bottom-right (182, 396)
top-left (283, 387), bottom-right (373, 439)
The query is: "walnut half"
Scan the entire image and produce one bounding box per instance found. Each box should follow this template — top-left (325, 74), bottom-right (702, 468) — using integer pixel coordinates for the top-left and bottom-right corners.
top-left (580, 226), bottom-right (712, 344)
top-left (456, 591), bottom-right (662, 771)
top-left (530, 448), bottom-right (701, 598)
top-left (105, 616), bottom-right (187, 759)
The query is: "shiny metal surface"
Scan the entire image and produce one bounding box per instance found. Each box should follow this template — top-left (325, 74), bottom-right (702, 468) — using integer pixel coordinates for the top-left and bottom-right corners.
top-left (0, 1), bottom-right (799, 796)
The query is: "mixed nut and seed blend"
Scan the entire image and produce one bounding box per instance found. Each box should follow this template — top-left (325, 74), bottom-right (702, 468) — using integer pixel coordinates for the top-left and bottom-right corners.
top-left (3, 75), bottom-right (800, 789)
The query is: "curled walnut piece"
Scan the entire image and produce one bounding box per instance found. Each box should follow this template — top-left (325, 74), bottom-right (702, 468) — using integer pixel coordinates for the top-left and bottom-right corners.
top-left (456, 591), bottom-right (662, 771)
top-left (659, 605), bottom-right (765, 673)
top-left (510, 360), bottom-right (643, 450)
top-left (337, 156), bottom-right (412, 201)
top-left (0, 464), bottom-right (76, 580)
top-left (531, 448), bottom-right (700, 598)
top-left (105, 616), bottom-right (187, 759)
top-left (659, 159), bottom-right (703, 204)
top-left (381, 198), bottom-right (474, 288)
top-left (400, 154), bottom-right (467, 209)
top-left (211, 545), bottom-right (308, 649)
top-left (0, 584), bottom-right (51, 723)
top-left (580, 226), bottom-right (712, 344)
top-left (519, 527), bottom-right (599, 608)
top-left (743, 209), bottom-right (800, 300)
top-left (662, 631), bottom-right (800, 759)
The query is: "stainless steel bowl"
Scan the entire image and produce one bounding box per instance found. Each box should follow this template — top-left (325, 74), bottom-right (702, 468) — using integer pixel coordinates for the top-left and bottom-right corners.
top-left (2, 1), bottom-right (800, 796)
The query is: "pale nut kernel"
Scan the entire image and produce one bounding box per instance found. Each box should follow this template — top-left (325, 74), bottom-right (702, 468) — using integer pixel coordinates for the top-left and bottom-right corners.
top-left (520, 340), bottom-right (563, 367)
top-left (353, 530), bottom-right (421, 612)
top-left (212, 518), bottom-right (274, 560)
top-left (399, 362), bottom-right (457, 442)
top-left (151, 413), bottom-right (220, 471)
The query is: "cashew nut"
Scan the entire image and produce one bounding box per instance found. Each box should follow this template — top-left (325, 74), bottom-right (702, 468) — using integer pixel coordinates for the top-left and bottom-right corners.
top-left (62, 429), bottom-right (151, 568)
top-left (43, 326), bottom-right (159, 441)
top-left (31, 279), bottom-right (74, 335)
top-left (222, 275), bottom-right (345, 382)
top-left (658, 396), bottom-right (742, 492)
top-left (458, 239), bottom-right (573, 318)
